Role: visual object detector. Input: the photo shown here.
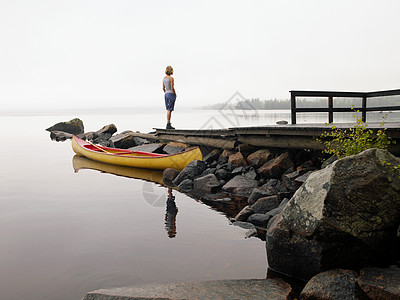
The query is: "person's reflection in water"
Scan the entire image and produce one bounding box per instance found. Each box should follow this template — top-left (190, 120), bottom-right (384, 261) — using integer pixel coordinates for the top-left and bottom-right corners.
top-left (165, 188), bottom-right (178, 238)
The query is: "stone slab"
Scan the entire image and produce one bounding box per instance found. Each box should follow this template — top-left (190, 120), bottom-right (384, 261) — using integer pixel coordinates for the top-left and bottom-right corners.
top-left (82, 279), bottom-right (292, 300)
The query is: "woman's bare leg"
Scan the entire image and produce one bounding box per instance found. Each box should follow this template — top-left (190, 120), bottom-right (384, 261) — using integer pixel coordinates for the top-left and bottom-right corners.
top-left (167, 110), bottom-right (172, 123)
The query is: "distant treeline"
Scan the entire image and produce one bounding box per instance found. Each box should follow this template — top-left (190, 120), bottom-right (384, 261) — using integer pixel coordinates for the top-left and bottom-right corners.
top-left (201, 96), bottom-right (400, 110)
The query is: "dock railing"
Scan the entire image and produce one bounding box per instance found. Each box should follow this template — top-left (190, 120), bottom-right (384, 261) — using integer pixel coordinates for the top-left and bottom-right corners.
top-left (290, 89), bottom-right (400, 124)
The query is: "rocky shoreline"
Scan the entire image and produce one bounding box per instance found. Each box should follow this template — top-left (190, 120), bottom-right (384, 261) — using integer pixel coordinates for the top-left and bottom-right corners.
top-left (47, 119), bottom-right (400, 299)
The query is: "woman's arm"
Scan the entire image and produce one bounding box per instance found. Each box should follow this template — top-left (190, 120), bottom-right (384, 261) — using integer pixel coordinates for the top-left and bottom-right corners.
top-left (170, 77), bottom-right (177, 98)
top-left (162, 79), bottom-right (166, 93)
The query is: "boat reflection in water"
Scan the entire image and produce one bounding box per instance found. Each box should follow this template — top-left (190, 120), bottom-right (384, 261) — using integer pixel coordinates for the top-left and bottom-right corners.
top-left (73, 154), bottom-right (165, 185)
top-left (73, 155), bottom-right (179, 238)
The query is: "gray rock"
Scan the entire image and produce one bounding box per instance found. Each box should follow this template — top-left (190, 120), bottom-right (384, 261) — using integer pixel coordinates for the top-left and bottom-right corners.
top-left (294, 171), bottom-right (314, 186)
top-left (50, 131), bottom-right (73, 141)
top-left (247, 149), bottom-right (273, 168)
top-left (358, 266), bottom-right (400, 300)
top-left (128, 143), bottom-right (164, 153)
top-left (200, 168), bottom-right (217, 177)
top-left (251, 195), bottom-right (280, 214)
top-left (233, 221), bottom-right (256, 230)
top-left (173, 160), bottom-right (206, 186)
top-left (209, 161), bottom-right (218, 168)
top-left (299, 269), bottom-right (367, 300)
top-left (110, 131), bottom-right (138, 149)
top-left (84, 131), bottom-right (98, 141)
top-left (82, 279), bottom-right (293, 300)
top-left (264, 199), bottom-right (290, 230)
top-left (222, 175), bottom-right (258, 196)
top-left (244, 168), bottom-right (257, 180)
top-left (216, 162), bottom-right (229, 170)
top-left (162, 168), bottom-right (180, 187)
top-left (266, 214), bottom-right (279, 231)
top-left (95, 124), bottom-right (117, 135)
top-left (234, 206), bottom-right (255, 221)
top-left (260, 179), bottom-right (288, 195)
top-left (267, 149), bottom-right (400, 281)
top-left (248, 188), bottom-right (275, 205)
top-left (203, 149), bottom-right (220, 164)
top-left (282, 169), bottom-right (314, 191)
top-left (193, 174), bottom-right (221, 193)
top-left (247, 214), bottom-right (271, 227)
top-left (231, 166), bottom-right (244, 175)
top-left (215, 169), bottom-right (229, 180)
top-left (93, 133), bottom-right (113, 146)
top-left (164, 142), bottom-right (189, 154)
top-left (46, 118), bottom-right (84, 135)
top-left (177, 179), bottom-right (193, 192)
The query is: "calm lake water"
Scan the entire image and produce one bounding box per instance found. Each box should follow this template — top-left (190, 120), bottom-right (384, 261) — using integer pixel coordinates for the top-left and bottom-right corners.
top-left (0, 108), bottom-right (398, 300)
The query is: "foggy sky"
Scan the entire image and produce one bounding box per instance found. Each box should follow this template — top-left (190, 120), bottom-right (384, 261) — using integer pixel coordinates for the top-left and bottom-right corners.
top-left (1, 0), bottom-right (400, 110)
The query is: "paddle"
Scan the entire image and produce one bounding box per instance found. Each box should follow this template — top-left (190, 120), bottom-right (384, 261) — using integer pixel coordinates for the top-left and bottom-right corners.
top-left (87, 140), bottom-right (110, 154)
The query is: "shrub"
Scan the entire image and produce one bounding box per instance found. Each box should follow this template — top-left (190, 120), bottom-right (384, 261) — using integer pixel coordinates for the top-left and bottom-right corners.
top-left (316, 110), bottom-right (393, 159)
top-left (317, 110), bottom-right (400, 178)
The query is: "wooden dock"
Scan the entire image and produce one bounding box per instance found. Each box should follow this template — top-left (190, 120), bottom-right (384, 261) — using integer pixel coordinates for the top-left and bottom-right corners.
top-left (131, 88), bottom-right (400, 154)
top-left (129, 122), bottom-right (400, 155)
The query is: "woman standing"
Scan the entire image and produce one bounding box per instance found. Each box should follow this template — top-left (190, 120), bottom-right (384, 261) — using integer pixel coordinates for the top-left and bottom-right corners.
top-left (162, 65), bottom-right (177, 129)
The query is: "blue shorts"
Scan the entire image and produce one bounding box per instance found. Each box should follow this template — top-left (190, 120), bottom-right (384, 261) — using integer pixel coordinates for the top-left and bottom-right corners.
top-left (165, 93), bottom-right (176, 111)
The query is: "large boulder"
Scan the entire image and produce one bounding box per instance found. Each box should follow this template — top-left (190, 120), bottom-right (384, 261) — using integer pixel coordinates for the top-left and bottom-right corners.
top-left (267, 149), bottom-right (400, 281)
top-left (46, 118), bottom-right (84, 135)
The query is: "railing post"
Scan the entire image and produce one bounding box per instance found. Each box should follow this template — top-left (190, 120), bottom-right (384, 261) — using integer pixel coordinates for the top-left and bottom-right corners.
top-left (362, 95), bottom-right (367, 122)
top-left (328, 96), bottom-right (333, 123)
top-left (291, 92), bottom-right (296, 124)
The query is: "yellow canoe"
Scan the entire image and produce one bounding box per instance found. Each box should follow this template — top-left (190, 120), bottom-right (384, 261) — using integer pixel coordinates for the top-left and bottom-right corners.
top-left (71, 135), bottom-right (203, 171)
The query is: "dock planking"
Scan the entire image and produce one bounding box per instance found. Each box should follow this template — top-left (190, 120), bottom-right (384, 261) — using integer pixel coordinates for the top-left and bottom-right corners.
top-left (150, 122), bottom-right (400, 155)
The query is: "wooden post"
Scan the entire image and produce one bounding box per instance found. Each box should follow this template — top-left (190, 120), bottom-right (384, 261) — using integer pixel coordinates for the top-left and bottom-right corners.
top-left (328, 96), bottom-right (333, 123)
top-left (362, 95), bottom-right (367, 122)
top-left (291, 92), bottom-right (296, 124)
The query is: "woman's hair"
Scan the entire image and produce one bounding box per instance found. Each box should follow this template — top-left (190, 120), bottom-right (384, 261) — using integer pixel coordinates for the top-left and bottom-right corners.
top-left (165, 65), bottom-right (174, 75)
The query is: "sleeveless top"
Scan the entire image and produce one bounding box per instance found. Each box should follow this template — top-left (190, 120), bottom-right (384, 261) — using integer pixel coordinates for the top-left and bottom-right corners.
top-left (163, 76), bottom-right (174, 94)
